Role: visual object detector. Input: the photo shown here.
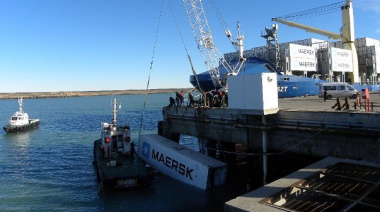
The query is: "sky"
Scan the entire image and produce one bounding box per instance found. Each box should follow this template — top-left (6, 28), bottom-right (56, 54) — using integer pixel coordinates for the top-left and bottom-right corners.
top-left (0, 0), bottom-right (379, 93)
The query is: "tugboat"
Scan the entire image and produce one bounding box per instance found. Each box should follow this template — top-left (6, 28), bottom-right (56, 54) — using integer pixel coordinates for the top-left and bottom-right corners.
top-left (93, 99), bottom-right (153, 191)
top-left (3, 98), bottom-right (40, 133)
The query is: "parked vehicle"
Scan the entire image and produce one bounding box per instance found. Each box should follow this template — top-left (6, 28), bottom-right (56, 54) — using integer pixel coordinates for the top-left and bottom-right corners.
top-left (319, 82), bottom-right (358, 99)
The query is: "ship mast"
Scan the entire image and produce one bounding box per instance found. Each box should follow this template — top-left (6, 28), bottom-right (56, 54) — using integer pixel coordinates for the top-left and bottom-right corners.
top-left (111, 99), bottom-right (121, 125)
top-left (18, 97), bottom-right (23, 113)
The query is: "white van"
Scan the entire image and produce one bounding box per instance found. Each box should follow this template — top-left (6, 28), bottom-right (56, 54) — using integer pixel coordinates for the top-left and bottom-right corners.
top-left (319, 82), bottom-right (358, 99)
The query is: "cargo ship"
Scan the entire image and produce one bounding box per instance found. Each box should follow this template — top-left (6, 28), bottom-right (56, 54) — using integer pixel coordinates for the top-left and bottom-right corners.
top-left (189, 1), bottom-right (380, 97)
top-left (3, 98), bottom-right (40, 133)
top-left (190, 57), bottom-right (327, 98)
top-left (93, 99), bottom-right (153, 191)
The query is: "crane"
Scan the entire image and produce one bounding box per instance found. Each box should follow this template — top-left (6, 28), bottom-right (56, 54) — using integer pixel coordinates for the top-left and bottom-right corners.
top-left (272, 0), bottom-right (359, 83)
top-left (183, 0), bottom-right (246, 89)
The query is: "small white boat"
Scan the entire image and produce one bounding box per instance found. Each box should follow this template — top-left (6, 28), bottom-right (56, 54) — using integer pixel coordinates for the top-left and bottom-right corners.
top-left (3, 98), bottom-right (40, 133)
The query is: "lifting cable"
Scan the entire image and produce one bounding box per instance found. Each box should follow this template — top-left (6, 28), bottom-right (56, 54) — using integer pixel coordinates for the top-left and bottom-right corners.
top-left (138, 0), bottom-right (165, 138)
top-left (167, 0), bottom-right (206, 150)
top-left (167, 0), bottom-right (205, 100)
top-left (276, 1), bottom-right (345, 20)
top-left (206, 0), bottom-right (238, 51)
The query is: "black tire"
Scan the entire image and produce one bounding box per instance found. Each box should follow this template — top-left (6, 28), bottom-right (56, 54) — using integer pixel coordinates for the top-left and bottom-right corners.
top-left (352, 94), bottom-right (357, 99)
top-left (327, 95), bottom-right (332, 100)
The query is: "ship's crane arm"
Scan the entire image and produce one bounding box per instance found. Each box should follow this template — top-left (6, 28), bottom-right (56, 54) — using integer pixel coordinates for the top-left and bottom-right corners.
top-left (271, 18), bottom-right (343, 41)
top-left (271, 0), bottom-right (359, 83)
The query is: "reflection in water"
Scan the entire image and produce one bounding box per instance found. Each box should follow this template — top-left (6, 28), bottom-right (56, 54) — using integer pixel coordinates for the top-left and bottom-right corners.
top-left (6, 131), bottom-right (32, 149)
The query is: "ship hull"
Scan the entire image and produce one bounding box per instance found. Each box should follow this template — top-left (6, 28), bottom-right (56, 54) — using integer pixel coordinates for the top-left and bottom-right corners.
top-left (93, 139), bottom-right (152, 191)
top-left (190, 64), bottom-right (325, 98)
top-left (3, 120), bottom-right (40, 133)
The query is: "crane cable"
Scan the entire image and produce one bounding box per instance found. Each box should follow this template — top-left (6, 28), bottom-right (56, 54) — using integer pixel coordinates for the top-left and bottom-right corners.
top-left (167, 0), bottom-right (205, 97)
top-left (138, 0), bottom-right (165, 138)
top-left (276, 1), bottom-right (345, 20)
top-left (206, 0), bottom-right (238, 51)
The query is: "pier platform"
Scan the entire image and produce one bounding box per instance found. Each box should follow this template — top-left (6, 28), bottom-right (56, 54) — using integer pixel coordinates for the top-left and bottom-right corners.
top-left (160, 93), bottom-right (380, 211)
top-left (224, 157), bottom-right (380, 211)
top-left (161, 93), bottom-right (380, 162)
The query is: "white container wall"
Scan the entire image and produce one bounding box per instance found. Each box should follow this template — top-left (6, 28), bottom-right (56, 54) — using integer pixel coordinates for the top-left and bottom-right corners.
top-left (227, 73), bottom-right (278, 114)
top-left (138, 134), bottom-right (228, 190)
top-left (290, 57), bottom-right (317, 71)
top-left (330, 47), bottom-right (353, 72)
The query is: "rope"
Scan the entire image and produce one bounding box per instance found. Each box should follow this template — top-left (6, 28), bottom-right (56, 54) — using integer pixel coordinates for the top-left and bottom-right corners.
top-left (138, 0), bottom-right (165, 137)
top-left (167, 0), bottom-right (191, 59)
top-left (276, 1), bottom-right (345, 20)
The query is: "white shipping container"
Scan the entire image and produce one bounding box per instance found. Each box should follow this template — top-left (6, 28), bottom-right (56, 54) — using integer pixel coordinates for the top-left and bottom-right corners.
top-left (227, 73), bottom-right (278, 114)
top-left (356, 37), bottom-right (380, 47)
top-left (330, 47), bottom-right (352, 61)
top-left (138, 134), bottom-right (228, 190)
top-left (290, 57), bottom-right (317, 71)
top-left (289, 44), bottom-right (316, 59)
top-left (364, 37), bottom-right (380, 46)
top-left (331, 60), bottom-right (353, 72)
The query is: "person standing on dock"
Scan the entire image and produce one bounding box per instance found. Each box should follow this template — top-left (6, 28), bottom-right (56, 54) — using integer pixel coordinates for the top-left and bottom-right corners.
top-left (188, 92), bottom-right (195, 107)
top-left (168, 97), bottom-right (175, 107)
top-left (206, 91), bottom-right (214, 108)
top-left (175, 92), bottom-right (180, 106)
top-left (180, 90), bottom-right (184, 107)
top-left (217, 89), bottom-right (223, 107)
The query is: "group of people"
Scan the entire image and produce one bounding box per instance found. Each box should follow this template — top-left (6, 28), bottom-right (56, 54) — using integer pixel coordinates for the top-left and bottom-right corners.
top-left (169, 90), bottom-right (189, 107)
top-left (168, 89), bottom-right (228, 108)
top-left (205, 89), bottom-right (228, 108)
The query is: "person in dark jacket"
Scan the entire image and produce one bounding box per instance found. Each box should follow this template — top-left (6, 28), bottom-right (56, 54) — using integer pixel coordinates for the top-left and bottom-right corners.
top-left (180, 90), bottom-right (184, 107)
top-left (206, 91), bottom-right (214, 108)
top-left (168, 97), bottom-right (175, 107)
top-left (175, 92), bottom-right (180, 106)
top-left (188, 92), bottom-right (195, 107)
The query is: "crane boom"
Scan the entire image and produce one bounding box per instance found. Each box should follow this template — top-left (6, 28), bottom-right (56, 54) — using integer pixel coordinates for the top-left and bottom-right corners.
top-left (183, 0), bottom-right (246, 89)
top-left (272, 0), bottom-right (359, 83)
top-left (271, 18), bottom-right (343, 40)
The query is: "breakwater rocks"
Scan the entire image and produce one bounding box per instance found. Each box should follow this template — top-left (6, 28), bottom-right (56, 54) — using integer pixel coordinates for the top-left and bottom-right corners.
top-left (0, 88), bottom-right (190, 99)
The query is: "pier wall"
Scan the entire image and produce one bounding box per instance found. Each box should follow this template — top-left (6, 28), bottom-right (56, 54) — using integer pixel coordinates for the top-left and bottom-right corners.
top-left (161, 107), bottom-right (380, 162)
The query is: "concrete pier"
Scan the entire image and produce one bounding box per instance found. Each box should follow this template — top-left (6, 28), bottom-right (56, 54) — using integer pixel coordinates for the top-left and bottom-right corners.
top-left (161, 94), bottom-right (380, 162)
top-left (160, 93), bottom-right (380, 211)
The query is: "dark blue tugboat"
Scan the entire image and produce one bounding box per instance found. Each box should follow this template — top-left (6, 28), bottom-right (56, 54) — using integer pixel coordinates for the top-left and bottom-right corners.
top-left (93, 99), bottom-right (153, 191)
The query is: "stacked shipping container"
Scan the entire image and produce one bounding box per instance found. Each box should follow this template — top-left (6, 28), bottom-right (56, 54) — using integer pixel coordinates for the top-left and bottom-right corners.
top-left (223, 37), bottom-right (380, 84)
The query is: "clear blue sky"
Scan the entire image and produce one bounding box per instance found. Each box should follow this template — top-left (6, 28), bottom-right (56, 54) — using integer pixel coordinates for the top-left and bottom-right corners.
top-left (0, 0), bottom-right (379, 92)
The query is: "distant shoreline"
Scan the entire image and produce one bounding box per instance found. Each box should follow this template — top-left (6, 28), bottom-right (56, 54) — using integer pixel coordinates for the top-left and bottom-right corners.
top-left (0, 88), bottom-right (191, 99)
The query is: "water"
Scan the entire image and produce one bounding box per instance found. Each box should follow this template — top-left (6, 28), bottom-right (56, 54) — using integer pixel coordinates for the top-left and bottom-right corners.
top-left (0, 93), bottom-right (246, 212)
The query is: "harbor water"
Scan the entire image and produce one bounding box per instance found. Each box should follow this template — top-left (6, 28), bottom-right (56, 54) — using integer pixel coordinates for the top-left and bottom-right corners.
top-left (0, 93), bottom-right (247, 212)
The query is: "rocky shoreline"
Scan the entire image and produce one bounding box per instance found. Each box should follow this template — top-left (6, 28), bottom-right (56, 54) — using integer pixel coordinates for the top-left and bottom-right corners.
top-left (0, 88), bottom-right (190, 99)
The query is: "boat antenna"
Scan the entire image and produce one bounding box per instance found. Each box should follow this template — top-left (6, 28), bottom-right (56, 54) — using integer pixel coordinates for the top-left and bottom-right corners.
top-left (112, 98), bottom-right (120, 125)
top-left (18, 97), bottom-right (23, 112)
